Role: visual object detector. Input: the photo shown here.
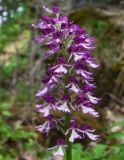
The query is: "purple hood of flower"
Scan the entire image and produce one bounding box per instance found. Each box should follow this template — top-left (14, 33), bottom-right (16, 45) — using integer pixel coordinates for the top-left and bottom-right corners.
top-left (68, 76), bottom-right (77, 83)
top-left (52, 6), bottom-right (60, 13)
top-left (80, 124), bottom-right (92, 130)
top-left (75, 95), bottom-right (87, 105)
top-left (56, 138), bottom-right (65, 146)
top-left (80, 84), bottom-right (95, 93)
top-left (57, 57), bottom-right (66, 64)
top-left (69, 45), bottom-right (78, 53)
top-left (43, 93), bottom-right (55, 104)
top-left (73, 37), bottom-right (85, 44)
top-left (61, 95), bottom-right (71, 102)
top-left (69, 119), bottom-right (77, 128)
top-left (74, 62), bottom-right (86, 70)
top-left (42, 77), bottom-right (50, 84)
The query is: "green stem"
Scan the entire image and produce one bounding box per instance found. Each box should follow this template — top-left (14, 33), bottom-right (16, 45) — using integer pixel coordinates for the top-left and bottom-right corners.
top-left (65, 138), bottom-right (72, 160)
top-left (65, 113), bottom-right (72, 160)
top-left (63, 36), bottom-right (73, 160)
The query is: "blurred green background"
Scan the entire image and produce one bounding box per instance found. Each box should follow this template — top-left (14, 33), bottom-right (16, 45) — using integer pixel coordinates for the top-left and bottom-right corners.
top-left (0, 0), bottom-right (124, 160)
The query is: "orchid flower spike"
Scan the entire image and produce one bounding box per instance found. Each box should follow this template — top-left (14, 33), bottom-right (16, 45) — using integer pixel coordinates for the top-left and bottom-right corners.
top-left (32, 5), bottom-right (100, 159)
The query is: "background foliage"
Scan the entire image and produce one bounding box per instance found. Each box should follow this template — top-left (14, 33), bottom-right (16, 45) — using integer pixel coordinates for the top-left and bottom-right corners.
top-left (0, 0), bottom-right (124, 159)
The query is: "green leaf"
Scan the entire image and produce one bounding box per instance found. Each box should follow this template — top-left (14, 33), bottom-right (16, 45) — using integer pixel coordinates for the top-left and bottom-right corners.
top-left (91, 144), bottom-right (107, 159)
top-left (13, 129), bottom-right (37, 140)
top-left (0, 103), bottom-right (9, 110)
top-left (118, 151), bottom-right (124, 160)
top-left (115, 121), bottom-right (124, 127)
top-left (107, 132), bottom-right (124, 140)
top-left (2, 111), bottom-right (12, 117)
top-left (72, 143), bottom-right (83, 160)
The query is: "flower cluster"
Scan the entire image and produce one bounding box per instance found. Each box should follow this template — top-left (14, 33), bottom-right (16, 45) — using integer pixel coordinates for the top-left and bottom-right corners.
top-left (32, 5), bottom-right (100, 157)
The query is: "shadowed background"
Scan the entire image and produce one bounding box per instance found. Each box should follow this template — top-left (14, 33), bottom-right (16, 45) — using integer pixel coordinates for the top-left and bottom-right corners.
top-left (0, 0), bottom-right (124, 160)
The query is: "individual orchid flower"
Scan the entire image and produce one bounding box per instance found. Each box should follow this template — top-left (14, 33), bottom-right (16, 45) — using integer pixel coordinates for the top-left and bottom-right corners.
top-left (79, 104), bottom-right (99, 118)
top-left (74, 62), bottom-right (93, 81)
top-left (57, 95), bottom-right (74, 112)
top-left (77, 37), bottom-right (95, 50)
top-left (87, 93), bottom-right (100, 104)
top-left (75, 95), bottom-right (99, 117)
top-left (79, 125), bottom-right (99, 141)
top-left (65, 120), bottom-right (82, 143)
top-left (68, 45), bottom-right (82, 62)
top-left (66, 76), bottom-right (80, 93)
top-left (35, 115), bottom-right (57, 135)
top-left (36, 94), bottom-right (58, 117)
top-left (46, 69), bottom-right (61, 84)
top-left (49, 138), bottom-right (67, 157)
top-left (35, 87), bottom-right (48, 97)
top-left (35, 77), bottom-right (56, 97)
top-left (50, 57), bottom-right (69, 74)
top-left (86, 57), bottom-right (100, 68)
top-left (44, 47), bottom-right (60, 58)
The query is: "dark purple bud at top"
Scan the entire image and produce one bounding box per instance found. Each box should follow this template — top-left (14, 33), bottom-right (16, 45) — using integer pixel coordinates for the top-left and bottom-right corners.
top-left (57, 57), bottom-right (65, 64)
top-left (61, 95), bottom-right (71, 102)
top-left (73, 37), bottom-right (85, 44)
top-left (43, 94), bottom-right (55, 104)
top-left (56, 138), bottom-right (65, 146)
top-left (80, 124), bottom-right (91, 130)
top-left (52, 6), bottom-right (60, 13)
top-left (68, 76), bottom-right (77, 83)
top-left (59, 15), bottom-right (68, 22)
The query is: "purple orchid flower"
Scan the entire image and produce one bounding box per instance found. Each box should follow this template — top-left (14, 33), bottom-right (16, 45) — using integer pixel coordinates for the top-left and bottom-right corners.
top-left (79, 124), bottom-right (99, 141)
top-left (50, 57), bottom-right (69, 74)
top-left (57, 95), bottom-right (74, 112)
top-left (36, 94), bottom-right (58, 117)
top-left (35, 115), bottom-right (57, 135)
top-left (49, 138), bottom-right (67, 157)
top-left (65, 120), bottom-right (82, 143)
top-left (66, 76), bottom-right (80, 93)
